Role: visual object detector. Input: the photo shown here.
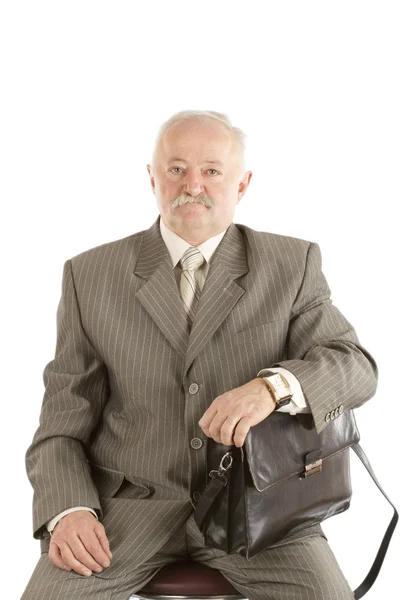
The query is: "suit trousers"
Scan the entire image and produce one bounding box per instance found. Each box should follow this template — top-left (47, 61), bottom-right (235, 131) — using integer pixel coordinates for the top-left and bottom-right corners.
top-left (21, 514), bottom-right (354, 600)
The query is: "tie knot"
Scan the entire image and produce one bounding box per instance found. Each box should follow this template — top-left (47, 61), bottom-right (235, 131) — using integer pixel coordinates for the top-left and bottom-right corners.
top-left (180, 247), bottom-right (205, 272)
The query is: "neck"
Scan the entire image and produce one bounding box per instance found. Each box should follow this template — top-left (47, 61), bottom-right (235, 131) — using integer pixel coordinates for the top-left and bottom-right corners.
top-left (161, 218), bottom-right (229, 246)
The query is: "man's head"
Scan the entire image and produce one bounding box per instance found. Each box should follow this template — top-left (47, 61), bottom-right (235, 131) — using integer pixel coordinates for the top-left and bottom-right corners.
top-left (147, 110), bottom-right (253, 245)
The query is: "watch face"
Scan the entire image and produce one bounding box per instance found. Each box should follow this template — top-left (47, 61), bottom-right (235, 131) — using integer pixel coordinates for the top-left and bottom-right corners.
top-left (265, 373), bottom-right (291, 400)
top-left (271, 373), bottom-right (285, 387)
top-left (261, 371), bottom-right (293, 407)
top-left (268, 374), bottom-right (280, 386)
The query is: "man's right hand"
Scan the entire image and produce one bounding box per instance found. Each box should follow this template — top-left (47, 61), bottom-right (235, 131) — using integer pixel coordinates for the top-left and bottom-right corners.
top-left (49, 510), bottom-right (112, 576)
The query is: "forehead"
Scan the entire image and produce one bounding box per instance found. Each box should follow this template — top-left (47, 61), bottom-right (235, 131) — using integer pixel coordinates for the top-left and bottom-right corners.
top-left (160, 119), bottom-right (235, 163)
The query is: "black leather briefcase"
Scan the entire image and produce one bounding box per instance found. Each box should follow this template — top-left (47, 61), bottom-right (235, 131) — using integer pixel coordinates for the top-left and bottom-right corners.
top-left (194, 411), bottom-right (397, 599)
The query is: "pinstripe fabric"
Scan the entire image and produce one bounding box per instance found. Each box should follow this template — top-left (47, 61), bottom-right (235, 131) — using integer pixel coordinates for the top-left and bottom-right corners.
top-left (22, 515), bottom-right (353, 600)
top-left (24, 214), bottom-right (377, 594)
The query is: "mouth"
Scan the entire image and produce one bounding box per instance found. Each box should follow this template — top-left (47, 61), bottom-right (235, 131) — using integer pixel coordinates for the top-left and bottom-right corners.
top-left (172, 195), bottom-right (213, 209)
top-left (175, 202), bottom-right (208, 211)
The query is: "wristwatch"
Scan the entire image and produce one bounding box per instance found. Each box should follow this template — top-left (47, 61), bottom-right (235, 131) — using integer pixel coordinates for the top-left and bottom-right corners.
top-left (258, 370), bottom-right (293, 410)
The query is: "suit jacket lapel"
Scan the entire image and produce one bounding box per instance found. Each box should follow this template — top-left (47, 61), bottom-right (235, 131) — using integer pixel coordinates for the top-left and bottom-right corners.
top-left (135, 216), bottom-right (189, 360)
top-left (134, 215), bottom-right (249, 375)
top-left (184, 221), bottom-right (248, 375)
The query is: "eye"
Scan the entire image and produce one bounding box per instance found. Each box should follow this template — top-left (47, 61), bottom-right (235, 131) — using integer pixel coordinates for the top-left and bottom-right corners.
top-left (169, 167), bottom-right (220, 176)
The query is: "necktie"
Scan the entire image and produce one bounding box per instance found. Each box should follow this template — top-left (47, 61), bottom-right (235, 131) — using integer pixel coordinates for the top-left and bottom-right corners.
top-left (179, 246), bottom-right (205, 325)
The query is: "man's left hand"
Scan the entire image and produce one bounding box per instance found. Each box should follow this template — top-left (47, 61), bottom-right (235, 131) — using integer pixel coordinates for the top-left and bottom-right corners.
top-left (198, 378), bottom-right (275, 447)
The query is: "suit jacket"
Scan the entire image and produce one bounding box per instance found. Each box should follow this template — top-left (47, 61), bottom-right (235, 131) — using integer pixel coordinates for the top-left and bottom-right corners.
top-left (26, 215), bottom-right (378, 578)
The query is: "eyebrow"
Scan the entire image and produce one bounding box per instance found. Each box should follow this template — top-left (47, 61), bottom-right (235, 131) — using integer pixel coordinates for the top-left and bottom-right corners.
top-left (166, 157), bottom-right (224, 166)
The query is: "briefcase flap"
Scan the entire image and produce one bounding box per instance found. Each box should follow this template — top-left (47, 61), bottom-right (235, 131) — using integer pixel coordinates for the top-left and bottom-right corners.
top-left (244, 410), bottom-right (360, 492)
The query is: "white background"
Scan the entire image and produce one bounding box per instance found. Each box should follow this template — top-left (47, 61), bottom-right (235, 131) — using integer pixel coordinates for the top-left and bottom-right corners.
top-left (1, 2), bottom-right (399, 598)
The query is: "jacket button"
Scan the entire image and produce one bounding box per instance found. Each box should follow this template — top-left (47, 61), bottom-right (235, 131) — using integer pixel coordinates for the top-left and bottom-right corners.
top-left (330, 410), bottom-right (336, 420)
top-left (189, 383), bottom-right (199, 394)
top-left (325, 413), bottom-right (331, 423)
top-left (339, 404), bottom-right (344, 414)
top-left (190, 437), bottom-right (203, 450)
top-left (334, 407), bottom-right (340, 418)
top-left (192, 490), bottom-right (201, 502)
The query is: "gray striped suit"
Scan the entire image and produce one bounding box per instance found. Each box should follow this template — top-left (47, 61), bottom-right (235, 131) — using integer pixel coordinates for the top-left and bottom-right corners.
top-left (22, 215), bottom-right (378, 599)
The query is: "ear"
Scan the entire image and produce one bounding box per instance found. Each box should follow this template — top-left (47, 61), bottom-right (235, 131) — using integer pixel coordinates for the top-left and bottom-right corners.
top-left (146, 164), bottom-right (156, 195)
top-left (237, 171), bottom-right (253, 204)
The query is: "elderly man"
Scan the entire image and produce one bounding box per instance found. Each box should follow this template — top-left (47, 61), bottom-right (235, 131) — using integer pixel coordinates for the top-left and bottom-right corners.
top-left (22, 110), bottom-right (377, 599)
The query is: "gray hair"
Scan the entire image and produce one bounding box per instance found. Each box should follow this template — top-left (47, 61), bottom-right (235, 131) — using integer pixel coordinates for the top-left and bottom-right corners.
top-left (151, 110), bottom-right (247, 174)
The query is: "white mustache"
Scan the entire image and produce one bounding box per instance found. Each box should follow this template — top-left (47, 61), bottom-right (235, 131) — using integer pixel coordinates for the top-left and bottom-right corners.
top-left (171, 194), bottom-right (213, 208)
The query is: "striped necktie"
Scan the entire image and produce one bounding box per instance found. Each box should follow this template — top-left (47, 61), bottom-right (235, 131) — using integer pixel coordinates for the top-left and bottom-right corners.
top-left (179, 246), bottom-right (205, 325)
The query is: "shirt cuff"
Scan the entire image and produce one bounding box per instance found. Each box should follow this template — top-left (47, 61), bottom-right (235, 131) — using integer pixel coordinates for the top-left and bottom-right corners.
top-left (47, 507), bottom-right (98, 534)
top-left (257, 366), bottom-right (310, 415)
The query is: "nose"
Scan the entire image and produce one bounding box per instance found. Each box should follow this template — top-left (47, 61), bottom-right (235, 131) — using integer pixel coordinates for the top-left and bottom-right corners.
top-left (183, 170), bottom-right (203, 197)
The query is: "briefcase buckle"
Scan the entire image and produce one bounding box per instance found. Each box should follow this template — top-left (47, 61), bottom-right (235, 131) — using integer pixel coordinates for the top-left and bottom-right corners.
top-left (302, 458), bottom-right (323, 478)
top-left (209, 452), bottom-right (233, 486)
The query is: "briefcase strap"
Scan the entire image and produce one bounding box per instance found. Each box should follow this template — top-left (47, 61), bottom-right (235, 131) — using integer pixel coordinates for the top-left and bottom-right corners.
top-left (194, 442), bottom-right (398, 599)
top-left (351, 443), bottom-right (398, 598)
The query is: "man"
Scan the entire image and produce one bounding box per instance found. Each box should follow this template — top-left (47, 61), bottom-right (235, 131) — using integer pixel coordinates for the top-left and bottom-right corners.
top-left (22, 110), bottom-right (377, 599)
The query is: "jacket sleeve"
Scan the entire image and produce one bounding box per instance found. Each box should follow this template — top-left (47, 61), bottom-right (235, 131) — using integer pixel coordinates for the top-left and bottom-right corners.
top-left (271, 242), bottom-right (378, 434)
top-left (25, 259), bottom-right (110, 540)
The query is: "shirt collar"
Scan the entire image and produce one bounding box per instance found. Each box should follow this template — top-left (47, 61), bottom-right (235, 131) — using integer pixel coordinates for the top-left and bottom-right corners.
top-left (159, 216), bottom-right (228, 268)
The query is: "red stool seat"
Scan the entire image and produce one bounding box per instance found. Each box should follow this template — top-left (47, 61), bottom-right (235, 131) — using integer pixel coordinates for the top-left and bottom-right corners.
top-left (138, 560), bottom-right (243, 597)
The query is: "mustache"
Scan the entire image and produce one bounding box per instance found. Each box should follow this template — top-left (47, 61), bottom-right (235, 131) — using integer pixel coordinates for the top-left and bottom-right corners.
top-left (171, 194), bottom-right (213, 208)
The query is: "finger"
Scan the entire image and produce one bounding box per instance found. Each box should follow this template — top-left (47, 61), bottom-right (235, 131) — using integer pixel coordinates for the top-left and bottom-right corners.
top-left (210, 410), bottom-right (240, 443)
top-left (198, 408), bottom-right (218, 435)
top-left (48, 540), bottom-right (72, 572)
top-left (69, 534), bottom-right (108, 573)
top-left (220, 415), bottom-right (241, 446)
top-left (78, 529), bottom-right (111, 569)
top-left (233, 416), bottom-right (252, 448)
top-left (59, 536), bottom-right (103, 576)
top-left (206, 409), bottom-right (230, 436)
top-left (95, 524), bottom-right (113, 560)
top-left (56, 539), bottom-right (93, 576)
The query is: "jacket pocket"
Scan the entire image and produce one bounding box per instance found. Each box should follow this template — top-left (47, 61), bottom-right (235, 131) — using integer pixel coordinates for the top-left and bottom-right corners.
top-left (89, 462), bottom-right (125, 498)
top-left (235, 319), bottom-right (287, 346)
top-left (233, 319), bottom-right (289, 369)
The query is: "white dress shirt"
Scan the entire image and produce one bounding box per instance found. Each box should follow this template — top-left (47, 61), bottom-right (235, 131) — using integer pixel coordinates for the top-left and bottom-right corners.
top-left (46, 218), bottom-right (310, 533)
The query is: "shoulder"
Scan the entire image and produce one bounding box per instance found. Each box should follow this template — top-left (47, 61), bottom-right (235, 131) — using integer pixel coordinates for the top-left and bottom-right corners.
top-left (66, 228), bottom-right (145, 277)
top-left (234, 221), bottom-right (318, 256)
top-left (233, 222), bottom-right (324, 277)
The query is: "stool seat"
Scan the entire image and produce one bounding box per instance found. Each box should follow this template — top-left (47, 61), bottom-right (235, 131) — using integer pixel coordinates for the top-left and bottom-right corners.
top-left (137, 560), bottom-right (244, 597)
